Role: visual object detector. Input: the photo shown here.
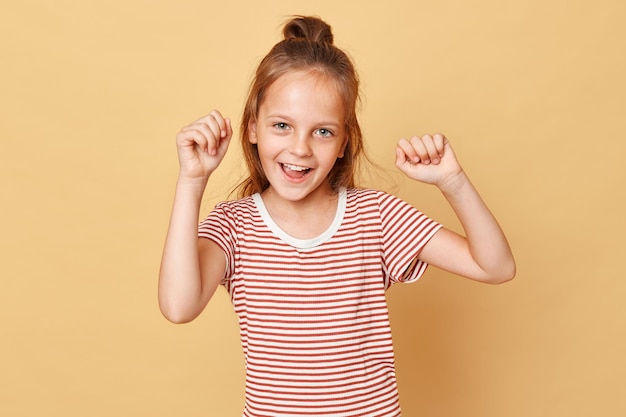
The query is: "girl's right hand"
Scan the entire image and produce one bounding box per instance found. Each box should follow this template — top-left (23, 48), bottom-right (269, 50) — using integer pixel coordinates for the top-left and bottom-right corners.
top-left (175, 110), bottom-right (233, 182)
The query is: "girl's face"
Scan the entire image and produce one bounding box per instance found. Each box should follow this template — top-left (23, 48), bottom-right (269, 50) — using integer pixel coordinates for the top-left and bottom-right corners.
top-left (249, 70), bottom-right (347, 205)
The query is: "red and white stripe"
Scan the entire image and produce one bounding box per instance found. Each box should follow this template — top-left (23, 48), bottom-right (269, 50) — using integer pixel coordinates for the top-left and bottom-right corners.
top-left (199, 188), bottom-right (441, 416)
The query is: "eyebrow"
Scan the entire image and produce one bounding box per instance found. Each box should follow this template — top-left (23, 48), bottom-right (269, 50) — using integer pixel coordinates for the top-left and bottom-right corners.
top-left (265, 114), bottom-right (342, 128)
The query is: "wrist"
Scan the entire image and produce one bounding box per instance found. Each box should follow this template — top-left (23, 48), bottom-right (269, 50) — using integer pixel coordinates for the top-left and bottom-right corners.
top-left (176, 175), bottom-right (209, 197)
top-left (438, 170), bottom-right (470, 196)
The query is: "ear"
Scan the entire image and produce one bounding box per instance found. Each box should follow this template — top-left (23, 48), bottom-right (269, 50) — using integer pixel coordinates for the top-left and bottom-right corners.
top-left (337, 136), bottom-right (349, 158)
top-left (248, 120), bottom-right (258, 144)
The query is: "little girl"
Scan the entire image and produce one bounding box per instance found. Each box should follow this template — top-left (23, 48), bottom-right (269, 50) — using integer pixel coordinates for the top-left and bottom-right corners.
top-left (159, 15), bottom-right (515, 417)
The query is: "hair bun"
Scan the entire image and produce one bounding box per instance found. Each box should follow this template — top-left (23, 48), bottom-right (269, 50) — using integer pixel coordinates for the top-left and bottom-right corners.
top-left (283, 15), bottom-right (334, 44)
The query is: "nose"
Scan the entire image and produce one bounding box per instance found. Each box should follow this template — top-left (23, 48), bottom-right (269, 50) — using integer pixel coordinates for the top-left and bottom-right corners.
top-left (288, 132), bottom-right (312, 157)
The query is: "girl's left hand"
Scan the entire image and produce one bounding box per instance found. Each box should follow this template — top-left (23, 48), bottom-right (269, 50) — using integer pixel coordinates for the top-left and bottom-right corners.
top-left (395, 133), bottom-right (464, 189)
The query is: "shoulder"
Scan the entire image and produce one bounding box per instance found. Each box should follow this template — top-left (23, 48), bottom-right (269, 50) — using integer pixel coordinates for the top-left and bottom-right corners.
top-left (346, 188), bottom-right (431, 227)
top-left (344, 188), bottom-right (408, 225)
top-left (200, 195), bottom-right (259, 231)
top-left (346, 187), bottom-right (387, 203)
top-left (212, 195), bottom-right (257, 216)
top-left (346, 187), bottom-right (404, 208)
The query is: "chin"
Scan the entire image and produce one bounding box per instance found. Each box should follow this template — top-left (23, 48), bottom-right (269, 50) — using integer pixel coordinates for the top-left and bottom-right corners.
top-left (267, 181), bottom-right (330, 204)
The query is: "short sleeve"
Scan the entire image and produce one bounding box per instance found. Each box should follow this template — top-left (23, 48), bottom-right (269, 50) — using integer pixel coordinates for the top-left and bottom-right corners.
top-left (198, 203), bottom-right (236, 287)
top-left (378, 192), bottom-right (442, 286)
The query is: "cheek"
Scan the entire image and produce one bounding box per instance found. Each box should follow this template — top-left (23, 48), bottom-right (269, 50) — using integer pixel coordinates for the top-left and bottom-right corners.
top-left (256, 136), bottom-right (275, 154)
top-left (255, 141), bottom-right (282, 167)
top-left (322, 148), bottom-right (345, 167)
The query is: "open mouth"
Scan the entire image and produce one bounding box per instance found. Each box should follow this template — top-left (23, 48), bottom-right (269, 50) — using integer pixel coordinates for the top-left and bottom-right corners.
top-left (281, 163), bottom-right (312, 179)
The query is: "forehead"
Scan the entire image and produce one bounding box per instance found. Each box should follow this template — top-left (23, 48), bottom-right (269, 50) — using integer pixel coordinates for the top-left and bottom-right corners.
top-left (260, 70), bottom-right (345, 121)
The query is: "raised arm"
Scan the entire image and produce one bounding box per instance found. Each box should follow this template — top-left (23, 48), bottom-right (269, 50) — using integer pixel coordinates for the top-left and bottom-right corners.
top-left (158, 110), bottom-right (233, 323)
top-left (395, 134), bottom-right (515, 284)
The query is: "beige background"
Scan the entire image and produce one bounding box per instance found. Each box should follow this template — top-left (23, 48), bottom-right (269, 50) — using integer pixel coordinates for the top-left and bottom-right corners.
top-left (2, 0), bottom-right (625, 416)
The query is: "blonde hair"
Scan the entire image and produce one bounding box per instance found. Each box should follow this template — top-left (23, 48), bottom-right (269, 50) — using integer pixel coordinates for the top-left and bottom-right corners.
top-left (236, 16), bottom-right (364, 198)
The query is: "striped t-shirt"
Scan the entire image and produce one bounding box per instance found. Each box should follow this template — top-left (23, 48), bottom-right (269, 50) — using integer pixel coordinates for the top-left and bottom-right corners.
top-left (199, 187), bottom-right (442, 416)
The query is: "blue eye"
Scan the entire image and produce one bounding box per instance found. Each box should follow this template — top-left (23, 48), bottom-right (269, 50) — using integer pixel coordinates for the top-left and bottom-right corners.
top-left (274, 122), bottom-right (289, 130)
top-left (316, 128), bottom-right (333, 137)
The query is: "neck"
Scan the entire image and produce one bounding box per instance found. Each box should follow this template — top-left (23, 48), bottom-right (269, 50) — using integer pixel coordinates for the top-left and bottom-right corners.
top-left (260, 187), bottom-right (340, 239)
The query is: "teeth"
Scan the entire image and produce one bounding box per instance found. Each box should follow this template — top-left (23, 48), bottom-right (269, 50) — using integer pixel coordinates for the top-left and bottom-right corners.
top-left (283, 163), bottom-right (309, 172)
